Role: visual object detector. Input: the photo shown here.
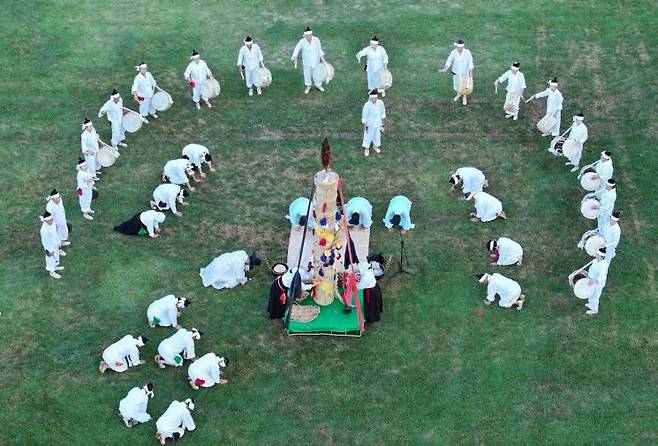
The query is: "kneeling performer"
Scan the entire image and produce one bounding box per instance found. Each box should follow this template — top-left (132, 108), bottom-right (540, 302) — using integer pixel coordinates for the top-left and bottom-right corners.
top-left (466, 192), bottom-right (506, 222)
top-left (155, 399), bottom-right (196, 445)
top-left (118, 383), bottom-right (154, 427)
top-left (150, 183), bottom-right (189, 217)
top-left (487, 237), bottom-right (523, 265)
top-left (345, 196), bottom-right (373, 229)
top-left (383, 195), bottom-right (415, 233)
top-left (99, 335), bottom-right (148, 373)
top-left (147, 295), bottom-right (191, 328)
top-left (477, 273), bottom-right (525, 310)
top-left (155, 328), bottom-right (202, 368)
top-left (449, 167), bottom-right (487, 198)
top-left (114, 210), bottom-right (166, 238)
top-left (188, 353), bottom-right (229, 389)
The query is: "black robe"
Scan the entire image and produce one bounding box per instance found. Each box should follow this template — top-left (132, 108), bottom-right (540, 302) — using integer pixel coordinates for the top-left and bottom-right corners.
top-left (343, 236), bottom-right (360, 269)
top-left (113, 213), bottom-right (147, 236)
top-left (267, 276), bottom-right (288, 319)
top-left (363, 283), bottom-right (383, 323)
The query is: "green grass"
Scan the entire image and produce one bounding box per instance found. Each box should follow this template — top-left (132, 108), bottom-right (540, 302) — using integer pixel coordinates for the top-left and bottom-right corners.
top-left (1, 1), bottom-right (657, 445)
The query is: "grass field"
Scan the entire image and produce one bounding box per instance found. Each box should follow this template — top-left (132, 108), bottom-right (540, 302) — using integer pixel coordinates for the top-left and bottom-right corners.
top-left (1, 1), bottom-right (657, 445)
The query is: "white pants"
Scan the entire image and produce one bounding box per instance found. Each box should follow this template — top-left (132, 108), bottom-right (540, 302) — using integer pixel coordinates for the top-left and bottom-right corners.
top-left (45, 249), bottom-right (59, 272)
top-left (85, 152), bottom-right (98, 174)
top-left (567, 142), bottom-right (584, 166)
top-left (110, 120), bottom-right (125, 146)
top-left (587, 287), bottom-right (602, 312)
top-left (79, 187), bottom-right (92, 213)
top-left (366, 69), bottom-right (382, 91)
top-left (362, 126), bottom-right (381, 148)
top-left (605, 246), bottom-right (617, 261)
top-left (303, 64), bottom-right (322, 87)
top-left (138, 96), bottom-right (156, 117)
top-left (504, 91), bottom-right (521, 118)
top-left (244, 67), bottom-right (256, 88)
top-left (192, 83), bottom-right (209, 103)
top-left (597, 211), bottom-right (612, 232)
top-left (548, 111), bottom-right (561, 136)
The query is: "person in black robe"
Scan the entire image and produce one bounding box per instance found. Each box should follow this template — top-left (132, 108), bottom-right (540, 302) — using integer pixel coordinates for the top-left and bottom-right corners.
top-left (113, 213), bottom-right (147, 236)
top-left (343, 235), bottom-right (360, 270)
top-left (267, 274), bottom-right (288, 319)
top-left (362, 255), bottom-right (385, 323)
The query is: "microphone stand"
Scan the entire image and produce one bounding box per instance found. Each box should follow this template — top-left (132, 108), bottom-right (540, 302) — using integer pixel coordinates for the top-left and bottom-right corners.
top-left (397, 228), bottom-right (411, 275)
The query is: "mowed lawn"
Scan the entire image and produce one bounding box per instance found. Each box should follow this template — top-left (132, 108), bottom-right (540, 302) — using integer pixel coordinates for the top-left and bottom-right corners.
top-left (0, 1), bottom-right (656, 445)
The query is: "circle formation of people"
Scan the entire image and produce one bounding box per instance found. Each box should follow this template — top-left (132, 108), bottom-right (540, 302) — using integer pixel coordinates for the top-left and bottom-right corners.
top-left (36, 29), bottom-right (622, 443)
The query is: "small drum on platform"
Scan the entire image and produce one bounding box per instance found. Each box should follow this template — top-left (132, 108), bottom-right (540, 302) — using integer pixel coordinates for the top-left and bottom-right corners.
top-left (122, 110), bottom-right (143, 133)
top-left (574, 277), bottom-right (595, 299)
top-left (152, 91), bottom-right (173, 111)
top-left (271, 263), bottom-right (288, 277)
top-left (458, 75), bottom-right (473, 96)
top-left (537, 114), bottom-right (557, 134)
top-left (379, 69), bottom-right (393, 90)
top-left (584, 235), bottom-right (606, 257)
top-left (252, 67), bottom-right (272, 88)
top-left (562, 139), bottom-right (578, 158)
top-left (580, 168), bottom-right (600, 191)
top-left (312, 62), bottom-right (335, 84)
top-left (96, 146), bottom-right (118, 167)
top-left (580, 198), bottom-right (601, 220)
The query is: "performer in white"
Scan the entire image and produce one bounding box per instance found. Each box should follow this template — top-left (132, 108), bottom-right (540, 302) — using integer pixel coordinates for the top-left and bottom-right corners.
top-left (118, 383), bottom-right (154, 427)
top-left (76, 158), bottom-right (95, 221)
top-left (583, 178), bottom-right (617, 230)
top-left (526, 78), bottom-right (563, 136)
top-left (182, 144), bottom-right (216, 179)
top-left (184, 50), bottom-right (213, 110)
top-left (188, 353), bottom-right (229, 389)
top-left (40, 211), bottom-right (64, 279)
top-left (466, 192), bottom-right (506, 222)
top-left (80, 118), bottom-right (101, 180)
top-left (361, 90), bottom-right (386, 157)
top-left (147, 295), bottom-right (191, 328)
top-left (440, 39), bottom-right (474, 105)
top-left (345, 197), bottom-right (373, 229)
top-left (448, 167), bottom-right (487, 198)
top-left (131, 62), bottom-right (158, 120)
top-left (237, 36), bottom-right (264, 96)
top-left (286, 197), bottom-right (314, 229)
top-left (291, 27), bottom-right (325, 94)
top-left (155, 399), bottom-right (196, 445)
top-left (564, 113), bottom-right (588, 171)
top-left (200, 250), bottom-right (260, 290)
top-left (579, 151), bottom-right (613, 190)
top-left (141, 210), bottom-right (166, 238)
top-left (487, 238), bottom-right (523, 265)
top-left (494, 62), bottom-right (526, 120)
top-left (154, 328), bottom-right (202, 368)
top-left (163, 157), bottom-right (195, 192)
top-left (99, 335), bottom-right (148, 373)
top-left (45, 188), bottom-right (70, 247)
top-left (150, 184), bottom-right (188, 217)
top-left (383, 195), bottom-right (415, 233)
top-left (356, 36), bottom-right (389, 96)
top-left (98, 89), bottom-right (127, 149)
top-left (477, 273), bottom-right (525, 310)
top-left (579, 211), bottom-right (621, 262)
top-left (585, 247), bottom-right (610, 315)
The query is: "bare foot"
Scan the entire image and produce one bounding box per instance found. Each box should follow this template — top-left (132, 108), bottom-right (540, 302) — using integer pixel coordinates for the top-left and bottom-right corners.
top-left (175, 212), bottom-right (183, 217)
top-left (219, 379), bottom-right (228, 385)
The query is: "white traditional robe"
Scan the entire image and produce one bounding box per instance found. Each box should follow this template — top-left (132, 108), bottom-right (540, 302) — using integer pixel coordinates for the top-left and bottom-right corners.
top-left (596, 188), bottom-right (617, 231)
top-left (184, 60), bottom-right (212, 103)
top-left (153, 184), bottom-right (182, 214)
top-left (102, 335), bottom-right (141, 373)
top-left (291, 37), bottom-right (324, 86)
top-left (46, 199), bottom-right (69, 242)
top-left (139, 210), bottom-right (165, 238)
top-left (486, 273), bottom-right (522, 307)
top-left (587, 258), bottom-right (609, 312)
top-left (595, 159), bottom-right (614, 187)
top-left (156, 401), bottom-right (196, 439)
top-left (99, 98), bottom-right (125, 146)
top-left (601, 221), bottom-right (621, 261)
top-left (119, 387), bottom-right (151, 423)
top-left (454, 167), bottom-right (486, 195)
top-left (444, 49), bottom-right (474, 92)
top-left (182, 144), bottom-right (209, 168)
top-left (131, 72), bottom-right (157, 117)
top-left (237, 44), bottom-right (263, 89)
top-left (356, 46), bottom-right (389, 90)
top-left (200, 250), bottom-right (249, 289)
top-left (286, 197), bottom-right (314, 228)
top-left (76, 169), bottom-right (94, 213)
top-left (534, 88), bottom-right (563, 135)
top-left (40, 221), bottom-right (60, 272)
top-left (383, 196), bottom-right (415, 231)
top-left (158, 329), bottom-right (196, 366)
top-left (188, 353), bottom-right (222, 388)
top-left (147, 294), bottom-right (180, 327)
top-left (345, 197), bottom-right (373, 228)
top-left (566, 122), bottom-right (588, 166)
top-left (80, 128), bottom-right (100, 174)
top-left (495, 237), bottom-right (524, 265)
top-left (497, 70), bottom-right (526, 117)
top-left (473, 192), bottom-right (503, 222)
top-left (163, 159), bottom-right (191, 185)
top-left (362, 99), bottom-right (386, 148)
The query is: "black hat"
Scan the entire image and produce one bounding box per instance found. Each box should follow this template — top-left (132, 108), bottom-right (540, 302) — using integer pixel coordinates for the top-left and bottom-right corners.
top-left (487, 240), bottom-right (497, 251)
top-left (42, 211), bottom-right (52, 219)
top-left (77, 157), bottom-right (86, 165)
top-left (182, 189), bottom-right (190, 198)
top-left (192, 50), bottom-right (199, 56)
top-left (304, 26), bottom-right (311, 32)
top-left (390, 214), bottom-right (401, 226)
top-left (83, 118), bottom-right (91, 125)
top-left (512, 62), bottom-right (520, 68)
top-left (146, 382), bottom-right (154, 392)
top-left (139, 336), bottom-right (148, 344)
top-left (369, 89), bottom-right (379, 96)
top-left (184, 298), bottom-right (192, 307)
top-left (371, 36), bottom-right (379, 42)
top-left (244, 35), bottom-right (253, 43)
top-left (607, 178), bottom-right (616, 188)
top-left (456, 39), bottom-right (465, 45)
top-left (49, 188), bottom-right (58, 196)
top-left (204, 153), bottom-right (212, 162)
top-left (349, 212), bottom-right (360, 225)
top-left (249, 251), bottom-right (261, 268)
top-left (111, 88), bottom-right (120, 97)
top-left (181, 154), bottom-right (189, 160)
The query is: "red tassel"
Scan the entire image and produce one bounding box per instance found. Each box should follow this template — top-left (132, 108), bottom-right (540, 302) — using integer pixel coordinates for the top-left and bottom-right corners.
top-left (322, 203), bottom-right (327, 213)
top-left (279, 292), bottom-right (286, 305)
top-left (189, 80), bottom-right (196, 88)
top-left (194, 378), bottom-right (206, 386)
top-left (76, 188), bottom-right (82, 197)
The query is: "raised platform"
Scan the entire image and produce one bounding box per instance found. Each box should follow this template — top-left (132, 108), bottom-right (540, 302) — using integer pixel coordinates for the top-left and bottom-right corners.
top-left (286, 290), bottom-right (364, 337)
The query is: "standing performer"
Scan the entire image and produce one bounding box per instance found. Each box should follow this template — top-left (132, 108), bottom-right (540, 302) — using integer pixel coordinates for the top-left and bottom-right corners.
top-left (131, 62), bottom-right (158, 120)
top-left (118, 383), bottom-right (154, 427)
top-left (466, 192), bottom-right (506, 222)
top-left (184, 50), bottom-right (214, 110)
top-left (345, 196), bottom-right (373, 229)
top-left (577, 211), bottom-right (621, 261)
top-left (361, 90), bottom-right (386, 157)
top-left (80, 118), bottom-right (101, 180)
top-left (494, 62), bottom-right (526, 120)
top-left (76, 158), bottom-right (95, 221)
top-left (585, 247), bottom-right (610, 315)
top-left (596, 179), bottom-right (617, 230)
top-left (291, 27), bottom-right (325, 94)
top-left (147, 295), bottom-right (191, 328)
top-left (579, 151), bottom-right (613, 189)
top-left (477, 273), bottom-right (525, 310)
top-left (526, 78), bottom-right (563, 136)
top-left (113, 210), bottom-right (166, 238)
top-left (440, 39), bottom-right (474, 105)
top-left (267, 267), bottom-right (315, 318)
top-left (237, 36), bottom-right (264, 96)
top-left (188, 353), bottom-right (229, 389)
top-left (487, 238), bottom-right (523, 265)
top-left (98, 89), bottom-right (127, 149)
top-left (45, 189), bottom-right (70, 247)
top-left (356, 36), bottom-right (389, 96)
top-left (383, 195), bottom-right (415, 233)
top-left (357, 261), bottom-right (383, 323)
top-left (150, 183), bottom-right (189, 217)
top-left (99, 335), bottom-right (148, 373)
top-left (163, 157), bottom-right (196, 192)
top-left (154, 328), bottom-right (202, 368)
top-left (563, 113), bottom-right (588, 171)
top-left (448, 167), bottom-right (487, 198)
top-left (286, 197), bottom-right (314, 230)
top-left (40, 212), bottom-right (64, 279)
top-left (182, 144), bottom-right (216, 179)
top-left (155, 399), bottom-right (196, 445)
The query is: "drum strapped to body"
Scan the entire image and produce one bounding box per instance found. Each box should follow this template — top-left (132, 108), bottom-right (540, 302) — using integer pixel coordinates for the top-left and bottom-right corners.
top-left (550, 136), bottom-right (566, 153)
top-left (251, 67), bottom-right (272, 88)
top-left (378, 69), bottom-right (393, 90)
top-left (200, 79), bottom-right (221, 99)
top-left (574, 277), bottom-right (596, 299)
top-left (312, 62), bottom-right (335, 85)
top-left (537, 114), bottom-right (557, 134)
top-left (96, 145), bottom-right (118, 167)
top-left (562, 139), bottom-right (579, 158)
top-left (580, 198), bottom-right (601, 219)
top-left (152, 90), bottom-right (173, 111)
top-left (458, 75), bottom-right (473, 96)
top-left (121, 109), bottom-right (143, 133)
top-left (584, 235), bottom-right (606, 257)
top-left (580, 168), bottom-right (601, 191)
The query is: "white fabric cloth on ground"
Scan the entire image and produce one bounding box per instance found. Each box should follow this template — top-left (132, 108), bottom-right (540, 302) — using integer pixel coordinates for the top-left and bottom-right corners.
top-left (119, 387), bottom-right (151, 423)
top-left (486, 273), bottom-right (522, 307)
top-left (200, 250), bottom-right (249, 289)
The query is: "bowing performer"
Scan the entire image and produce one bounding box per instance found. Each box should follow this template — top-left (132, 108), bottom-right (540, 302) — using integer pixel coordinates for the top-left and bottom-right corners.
top-left (487, 238), bottom-right (523, 265)
top-left (150, 183), bottom-right (189, 217)
top-left (477, 273), bottom-right (525, 310)
top-left (40, 211), bottom-right (64, 279)
top-left (131, 62), bottom-right (158, 120)
top-left (184, 50), bottom-right (213, 110)
top-left (182, 144), bottom-right (216, 179)
top-left (163, 157), bottom-right (196, 192)
top-left (383, 195), bottom-right (415, 233)
top-left (154, 327), bottom-right (202, 368)
top-left (448, 167), bottom-right (487, 198)
top-left (155, 399), bottom-right (196, 445)
top-left (45, 188), bottom-right (70, 247)
top-left (440, 39), bottom-right (474, 105)
top-left (466, 191), bottom-right (506, 222)
top-left (113, 210), bottom-right (166, 238)
top-left (286, 197), bottom-right (314, 230)
top-left (76, 158), bottom-right (95, 221)
top-left (526, 78), bottom-right (563, 136)
top-left (237, 36), bottom-right (264, 96)
top-left (291, 27), bottom-right (325, 94)
top-left (80, 118), bottom-right (101, 180)
top-left (200, 250), bottom-right (261, 290)
top-left (494, 62), bottom-right (526, 120)
top-left (188, 353), bottom-right (229, 389)
top-left (356, 36), bottom-right (389, 96)
top-left (345, 196), bottom-right (373, 229)
top-left (147, 295), bottom-right (191, 328)
top-left (118, 383), bottom-right (154, 427)
top-left (361, 90), bottom-right (386, 157)
top-left (579, 151), bottom-right (613, 189)
top-left (98, 89), bottom-right (128, 149)
top-left (99, 335), bottom-right (148, 373)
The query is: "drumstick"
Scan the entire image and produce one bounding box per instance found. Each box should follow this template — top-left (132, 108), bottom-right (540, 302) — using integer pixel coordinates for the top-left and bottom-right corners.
top-left (494, 84), bottom-right (498, 94)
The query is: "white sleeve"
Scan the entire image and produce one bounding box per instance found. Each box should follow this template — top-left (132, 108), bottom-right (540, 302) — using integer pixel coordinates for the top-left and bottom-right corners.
top-left (184, 64), bottom-right (191, 79)
top-left (182, 410), bottom-right (196, 431)
top-left (382, 48), bottom-right (389, 65)
top-left (486, 282), bottom-right (496, 302)
top-left (146, 217), bottom-right (156, 237)
top-left (534, 89), bottom-right (549, 98)
top-left (205, 63), bottom-right (212, 78)
top-left (131, 77), bottom-right (139, 95)
top-left (380, 102), bottom-right (386, 119)
top-left (291, 40), bottom-right (302, 59)
top-left (258, 46), bottom-right (263, 63)
top-left (356, 47), bottom-right (367, 60)
top-left (318, 39), bottom-right (324, 58)
top-left (467, 52), bottom-right (474, 70)
top-left (236, 48), bottom-right (243, 66)
top-left (444, 51), bottom-right (453, 68)
top-left (361, 103), bottom-right (368, 124)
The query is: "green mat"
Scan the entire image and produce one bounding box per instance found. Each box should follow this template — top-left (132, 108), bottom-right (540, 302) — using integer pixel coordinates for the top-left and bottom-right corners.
top-left (286, 290), bottom-right (364, 336)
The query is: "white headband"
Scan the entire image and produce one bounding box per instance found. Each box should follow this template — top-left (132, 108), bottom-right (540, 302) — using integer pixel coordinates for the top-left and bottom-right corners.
top-left (510, 65), bottom-right (519, 71)
top-left (191, 54), bottom-right (200, 60)
top-left (573, 115), bottom-right (584, 121)
top-left (370, 40), bottom-right (378, 45)
top-left (111, 92), bottom-right (120, 99)
top-left (479, 273), bottom-right (490, 283)
top-left (48, 193), bottom-right (60, 200)
top-left (77, 161), bottom-right (87, 170)
top-left (601, 151), bottom-right (611, 160)
top-left (369, 92), bottom-right (378, 97)
top-left (184, 398), bottom-right (195, 410)
top-left (549, 81), bottom-right (558, 86)
top-left (303, 30), bottom-right (312, 36)
top-left (454, 43), bottom-right (465, 48)
top-left (611, 213), bottom-right (620, 222)
top-left (136, 336), bottom-right (145, 347)
top-left (451, 174), bottom-right (460, 184)
top-left (244, 40), bottom-right (252, 45)
top-left (135, 63), bottom-right (147, 70)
